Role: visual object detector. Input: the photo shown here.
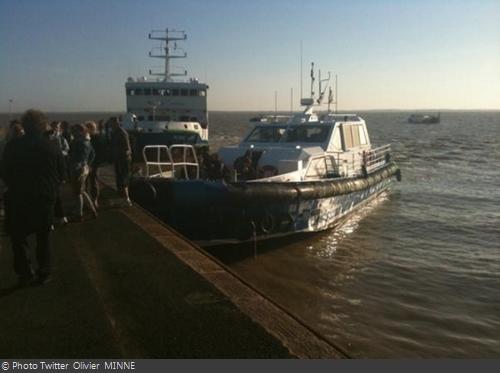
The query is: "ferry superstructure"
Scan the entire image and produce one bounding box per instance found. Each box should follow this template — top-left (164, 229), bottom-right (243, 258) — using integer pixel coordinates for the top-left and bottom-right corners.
top-left (122, 28), bottom-right (209, 156)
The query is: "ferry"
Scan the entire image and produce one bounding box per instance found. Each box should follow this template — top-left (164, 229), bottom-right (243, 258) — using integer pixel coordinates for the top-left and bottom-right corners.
top-left (129, 63), bottom-right (401, 245)
top-left (122, 28), bottom-right (209, 158)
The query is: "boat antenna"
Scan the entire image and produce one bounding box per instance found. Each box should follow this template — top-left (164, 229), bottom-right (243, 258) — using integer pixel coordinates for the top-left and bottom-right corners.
top-left (317, 69), bottom-right (331, 105)
top-left (290, 87), bottom-right (293, 114)
top-left (148, 28), bottom-right (187, 81)
top-left (310, 62), bottom-right (315, 100)
top-left (335, 74), bottom-right (338, 113)
top-left (300, 41), bottom-right (303, 101)
top-left (274, 90), bottom-right (278, 119)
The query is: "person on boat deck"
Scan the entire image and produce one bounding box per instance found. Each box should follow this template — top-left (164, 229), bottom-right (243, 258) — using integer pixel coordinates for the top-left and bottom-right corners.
top-left (68, 123), bottom-right (97, 221)
top-left (233, 150), bottom-right (256, 181)
top-left (1, 109), bottom-right (64, 286)
top-left (85, 121), bottom-right (107, 209)
top-left (109, 117), bottom-right (132, 206)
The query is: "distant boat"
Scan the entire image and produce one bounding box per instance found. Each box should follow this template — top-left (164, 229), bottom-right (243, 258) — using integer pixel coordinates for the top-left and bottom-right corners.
top-left (408, 113), bottom-right (440, 124)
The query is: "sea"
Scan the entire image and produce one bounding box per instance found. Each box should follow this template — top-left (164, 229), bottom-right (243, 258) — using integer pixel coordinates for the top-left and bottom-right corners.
top-left (1, 110), bottom-right (499, 357)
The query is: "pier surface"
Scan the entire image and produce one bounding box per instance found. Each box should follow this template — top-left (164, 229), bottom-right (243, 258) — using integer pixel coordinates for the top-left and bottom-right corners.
top-left (0, 182), bottom-right (344, 358)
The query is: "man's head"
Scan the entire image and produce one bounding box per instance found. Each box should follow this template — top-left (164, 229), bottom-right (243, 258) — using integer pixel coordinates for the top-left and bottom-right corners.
top-left (85, 121), bottom-right (98, 136)
top-left (108, 117), bottom-right (121, 130)
top-left (20, 109), bottom-right (49, 135)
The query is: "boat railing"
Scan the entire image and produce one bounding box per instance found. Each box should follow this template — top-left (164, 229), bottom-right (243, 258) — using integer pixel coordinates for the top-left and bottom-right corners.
top-left (142, 144), bottom-right (200, 179)
top-left (363, 144), bottom-right (392, 174)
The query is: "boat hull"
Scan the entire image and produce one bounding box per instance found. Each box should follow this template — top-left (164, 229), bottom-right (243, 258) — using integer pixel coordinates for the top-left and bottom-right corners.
top-left (130, 163), bottom-right (401, 245)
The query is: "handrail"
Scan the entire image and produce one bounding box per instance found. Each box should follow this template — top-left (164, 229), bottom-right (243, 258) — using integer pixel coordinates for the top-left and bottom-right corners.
top-left (142, 144), bottom-right (199, 179)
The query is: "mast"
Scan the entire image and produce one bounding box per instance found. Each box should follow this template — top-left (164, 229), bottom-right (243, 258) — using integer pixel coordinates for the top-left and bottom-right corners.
top-left (148, 28), bottom-right (187, 81)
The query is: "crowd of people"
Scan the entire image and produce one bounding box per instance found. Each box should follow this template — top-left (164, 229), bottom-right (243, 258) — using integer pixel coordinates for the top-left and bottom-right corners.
top-left (0, 109), bottom-right (133, 287)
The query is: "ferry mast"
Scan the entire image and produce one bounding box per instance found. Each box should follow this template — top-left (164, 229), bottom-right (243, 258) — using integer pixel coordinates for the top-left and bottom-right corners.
top-left (148, 28), bottom-right (188, 81)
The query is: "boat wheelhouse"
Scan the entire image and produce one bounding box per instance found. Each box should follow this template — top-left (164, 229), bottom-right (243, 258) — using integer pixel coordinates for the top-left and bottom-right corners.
top-left (122, 29), bottom-right (209, 157)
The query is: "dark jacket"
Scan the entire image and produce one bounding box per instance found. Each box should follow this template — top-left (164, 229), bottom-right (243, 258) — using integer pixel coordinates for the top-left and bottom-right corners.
top-left (110, 127), bottom-right (131, 161)
top-left (1, 133), bottom-right (64, 204)
top-left (90, 134), bottom-right (108, 166)
top-left (68, 137), bottom-right (95, 172)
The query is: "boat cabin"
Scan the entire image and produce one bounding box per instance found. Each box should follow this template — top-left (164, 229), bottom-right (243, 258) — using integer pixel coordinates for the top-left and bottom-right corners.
top-left (218, 114), bottom-right (382, 182)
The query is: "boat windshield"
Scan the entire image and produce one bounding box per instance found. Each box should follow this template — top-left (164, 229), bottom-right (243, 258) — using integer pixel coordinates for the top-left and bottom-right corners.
top-left (284, 125), bottom-right (330, 143)
top-left (244, 126), bottom-right (288, 143)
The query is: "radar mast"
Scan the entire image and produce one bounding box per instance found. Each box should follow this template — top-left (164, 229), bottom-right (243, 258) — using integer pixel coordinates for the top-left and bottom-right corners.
top-left (148, 28), bottom-right (188, 81)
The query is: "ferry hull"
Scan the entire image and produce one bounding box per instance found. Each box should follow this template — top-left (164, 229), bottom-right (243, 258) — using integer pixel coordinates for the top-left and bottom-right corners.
top-left (130, 163), bottom-right (401, 246)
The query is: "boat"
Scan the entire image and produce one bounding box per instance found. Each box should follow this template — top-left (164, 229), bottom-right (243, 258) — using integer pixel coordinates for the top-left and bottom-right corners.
top-left (408, 113), bottom-right (440, 124)
top-left (129, 63), bottom-right (401, 246)
top-left (122, 28), bottom-right (209, 159)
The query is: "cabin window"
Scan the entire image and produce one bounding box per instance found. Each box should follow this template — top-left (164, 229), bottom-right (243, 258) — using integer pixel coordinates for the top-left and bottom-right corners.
top-left (359, 126), bottom-right (368, 145)
top-left (199, 90), bottom-right (206, 97)
top-left (190, 116), bottom-right (198, 121)
top-left (181, 89), bottom-right (188, 96)
top-left (285, 125), bottom-right (330, 143)
top-left (342, 125), bottom-right (362, 149)
top-left (172, 89), bottom-right (179, 96)
top-left (134, 89), bottom-right (143, 96)
top-left (152, 89), bottom-right (159, 95)
top-left (189, 89), bottom-right (198, 96)
top-left (180, 115), bottom-right (190, 121)
top-left (148, 115), bottom-right (153, 121)
top-left (306, 158), bottom-right (328, 179)
top-left (332, 127), bottom-right (342, 150)
top-left (144, 88), bottom-right (152, 96)
top-left (161, 89), bottom-right (171, 96)
top-left (126, 89), bottom-right (134, 96)
top-left (245, 126), bottom-right (287, 143)
top-left (137, 116), bottom-right (144, 121)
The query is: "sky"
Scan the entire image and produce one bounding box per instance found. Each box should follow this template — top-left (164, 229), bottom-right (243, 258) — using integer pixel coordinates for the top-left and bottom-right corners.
top-left (0, 0), bottom-right (499, 112)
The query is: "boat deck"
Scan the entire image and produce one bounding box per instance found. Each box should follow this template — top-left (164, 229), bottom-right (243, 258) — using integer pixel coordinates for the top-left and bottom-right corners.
top-left (0, 168), bottom-right (345, 358)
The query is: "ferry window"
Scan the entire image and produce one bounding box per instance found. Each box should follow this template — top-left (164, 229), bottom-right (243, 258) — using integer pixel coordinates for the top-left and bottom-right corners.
top-left (181, 89), bottom-right (188, 96)
top-left (152, 89), bottom-right (159, 95)
top-left (245, 126), bottom-right (287, 143)
top-left (161, 89), bottom-right (171, 96)
top-left (189, 89), bottom-right (198, 96)
top-left (190, 117), bottom-right (197, 121)
top-left (180, 115), bottom-right (190, 121)
top-left (144, 88), bottom-right (152, 95)
top-left (199, 90), bottom-right (206, 97)
top-left (285, 125), bottom-right (329, 143)
top-left (135, 89), bottom-right (143, 96)
top-left (126, 89), bottom-right (134, 96)
top-left (172, 89), bottom-right (179, 96)
top-left (137, 116), bottom-right (144, 121)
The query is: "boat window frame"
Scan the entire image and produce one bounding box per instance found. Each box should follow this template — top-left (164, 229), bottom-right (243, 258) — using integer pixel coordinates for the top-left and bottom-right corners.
top-left (243, 125), bottom-right (288, 143)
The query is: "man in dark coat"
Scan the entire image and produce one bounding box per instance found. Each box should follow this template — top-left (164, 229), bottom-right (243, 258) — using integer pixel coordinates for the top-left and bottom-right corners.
top-left (1, 109), bottom-right (64, 286)
top-left (109, 117), bottom-right (132, 206)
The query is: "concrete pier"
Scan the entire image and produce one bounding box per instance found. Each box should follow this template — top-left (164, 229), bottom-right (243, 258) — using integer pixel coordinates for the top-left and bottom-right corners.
top-left (0, 184), bottom-right (345, 358)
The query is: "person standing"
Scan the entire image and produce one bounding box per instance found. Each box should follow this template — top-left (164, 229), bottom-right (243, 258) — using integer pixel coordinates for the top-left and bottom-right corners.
top-left (47, 121), bottom-right (69, 225)
top-left (1, 109), bottom-right (64, 286)
top-left (68, 124), bottom-right (97, 221)
top-left (84, 121), bottom-right (106, 208)
top-left (109, 117), bottom-right (132, 206)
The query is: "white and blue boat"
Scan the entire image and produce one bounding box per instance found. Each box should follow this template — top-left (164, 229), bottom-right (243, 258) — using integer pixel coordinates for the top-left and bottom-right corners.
top-left (130, 64), bottom-right (401, 245)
